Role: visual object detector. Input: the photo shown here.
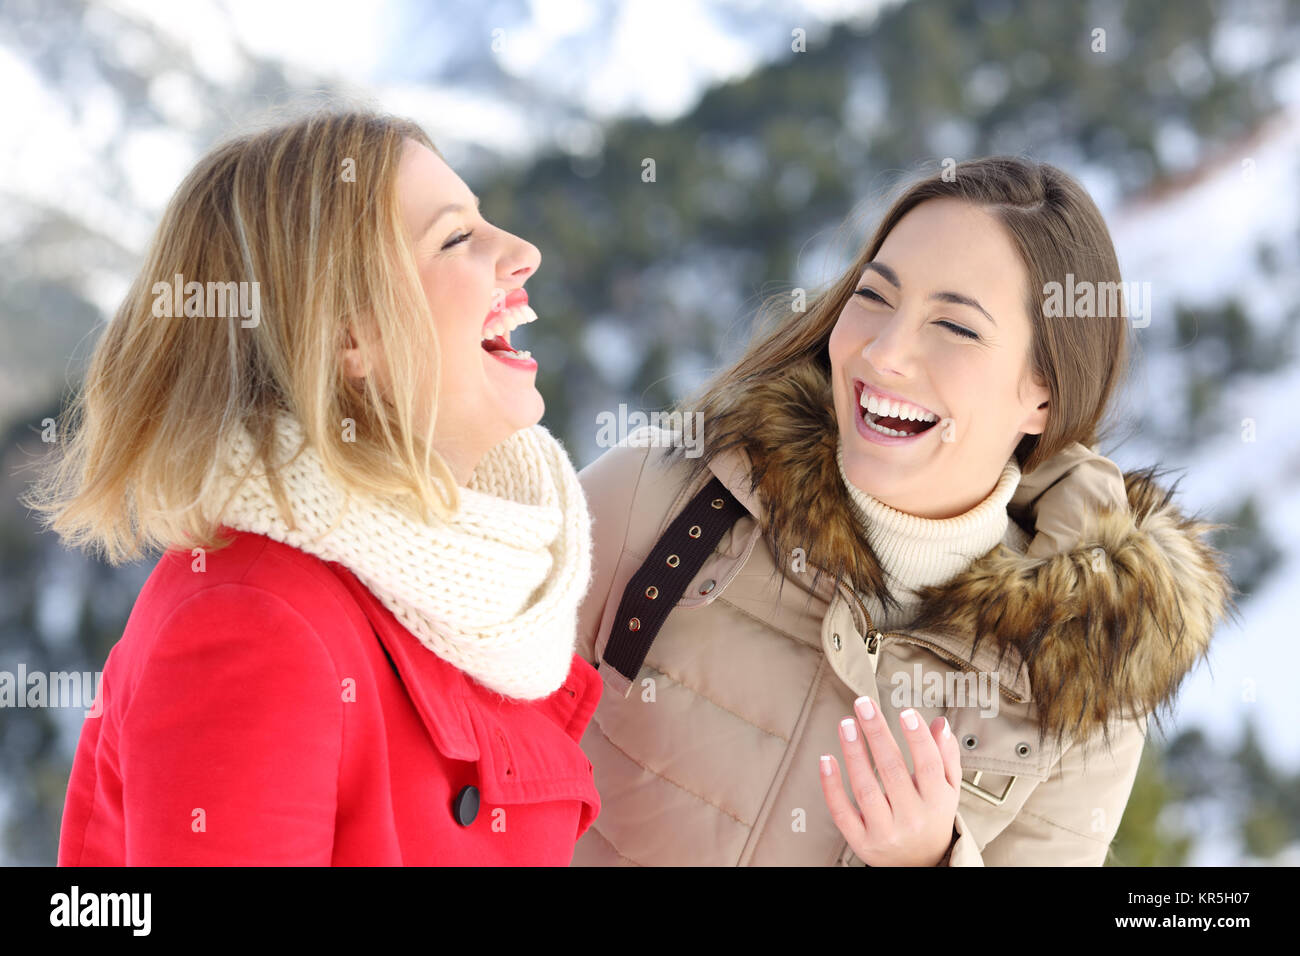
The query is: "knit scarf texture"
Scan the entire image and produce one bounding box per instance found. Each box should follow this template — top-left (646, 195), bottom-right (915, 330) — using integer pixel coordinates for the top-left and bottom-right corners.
top-left (205, 409), bottom-right (593, 701)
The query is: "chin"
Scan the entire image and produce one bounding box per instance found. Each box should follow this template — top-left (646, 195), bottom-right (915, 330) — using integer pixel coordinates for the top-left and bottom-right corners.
top-left (501, 392), bottom-right (545, 436)
top-left (841, 454), bottom-right (888, 499)
top-left (838, 426), bottom-right (917, 495)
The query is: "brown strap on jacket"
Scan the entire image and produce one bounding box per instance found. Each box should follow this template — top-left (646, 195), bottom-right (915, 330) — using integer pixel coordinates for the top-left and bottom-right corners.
top-left (599, 476), bottom-right (747, 684)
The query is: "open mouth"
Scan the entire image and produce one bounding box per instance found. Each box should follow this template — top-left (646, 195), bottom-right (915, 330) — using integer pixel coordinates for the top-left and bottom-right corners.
top-left (481, 288), bottom-right (538, 362)
top-left (853, 380), bottom-right (940, 439)
top-left (481, 331), bottom-right (530, 358)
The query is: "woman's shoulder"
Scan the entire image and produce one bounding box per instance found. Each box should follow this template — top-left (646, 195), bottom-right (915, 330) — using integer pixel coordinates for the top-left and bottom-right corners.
top-left (125, 528), bottom-right (365, 659)
top-left (579, 425), bottom-right (708, 548)
top-left (579, 423), bottom-right (694, 482)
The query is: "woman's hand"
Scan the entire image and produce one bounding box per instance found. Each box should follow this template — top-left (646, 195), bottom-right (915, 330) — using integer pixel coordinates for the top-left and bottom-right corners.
top-left (819, 695), bottom-right (962, 866)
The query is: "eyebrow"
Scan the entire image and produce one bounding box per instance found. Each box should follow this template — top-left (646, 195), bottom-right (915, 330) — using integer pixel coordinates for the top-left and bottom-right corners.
top-left (861, 261), bottom-right (997, 328)
top-left (417, 194), bottom-right (481, 240)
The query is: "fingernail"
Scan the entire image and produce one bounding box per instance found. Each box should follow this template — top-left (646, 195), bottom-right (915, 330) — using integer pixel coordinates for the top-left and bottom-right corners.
top-left (820, 755), bottom-right (832, 776)
top-left (854, 695), bottom-right (875, 720)
top-left (840, 717), bottom-right (858, 742)
top-left (941, 717), bottom-right (951, 739)
top-left (901, 708), bottom-right (919, 730)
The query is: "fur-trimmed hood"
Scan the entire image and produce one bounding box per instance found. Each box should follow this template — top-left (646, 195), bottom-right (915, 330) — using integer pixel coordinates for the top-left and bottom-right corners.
top-left (681, 360), bottom-right (1237, 752)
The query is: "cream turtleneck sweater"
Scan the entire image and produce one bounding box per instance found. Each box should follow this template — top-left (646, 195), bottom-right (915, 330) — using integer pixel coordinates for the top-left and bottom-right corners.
top-left (834, 439), bottom-right (1029, 631)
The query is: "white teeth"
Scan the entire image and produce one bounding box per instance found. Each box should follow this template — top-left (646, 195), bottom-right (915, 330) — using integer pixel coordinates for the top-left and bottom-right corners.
top-left (865, 415), bottom-right (908, 437)
top-left (502, 306), bottom-right (531, 331)
top-left (483, 305), bottom-right (538, 340)
top-left (859, 389), bottom-right (938, 422)
top-left (490, 345), bottom-right (532, 360)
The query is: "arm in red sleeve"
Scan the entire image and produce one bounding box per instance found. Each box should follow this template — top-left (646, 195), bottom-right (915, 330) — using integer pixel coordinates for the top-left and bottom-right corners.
top-left (119, 584), bottom-right (342, 865)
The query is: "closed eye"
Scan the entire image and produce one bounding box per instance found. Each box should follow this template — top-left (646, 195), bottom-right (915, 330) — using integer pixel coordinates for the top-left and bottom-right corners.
top-left (939, 320), bottom-right (979, 340)
top-left (855, 286), bottom-right (979, 340)
top-left (854, 287), bottom-right (888, 305)
top-left (441, 229), bottom-right (474, 251)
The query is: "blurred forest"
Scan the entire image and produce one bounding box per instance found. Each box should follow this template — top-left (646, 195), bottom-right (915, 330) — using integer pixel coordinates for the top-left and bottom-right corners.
top-left (2, 0), bottom-right (1299, 864)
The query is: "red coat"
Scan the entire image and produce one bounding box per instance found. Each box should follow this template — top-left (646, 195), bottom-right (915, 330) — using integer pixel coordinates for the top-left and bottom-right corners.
top-left (58, 526), bottom-right (602, 865)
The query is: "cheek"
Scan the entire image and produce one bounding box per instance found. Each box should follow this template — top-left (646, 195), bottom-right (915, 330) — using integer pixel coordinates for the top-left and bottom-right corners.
top-left (953, 355), bottom-right (1027, 437)
top-left (420, 259), bottom-right (483, 333)
top-left (930, 350), bottom-right (992, 430)
top-left (827, 311), bottom-right (858, 367)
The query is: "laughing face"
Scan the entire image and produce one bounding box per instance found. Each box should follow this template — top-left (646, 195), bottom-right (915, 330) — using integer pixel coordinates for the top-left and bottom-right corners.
top-left (342, 139), bottom-right (544, 484)
top-left (827, 198), bottom-right (1050, 519)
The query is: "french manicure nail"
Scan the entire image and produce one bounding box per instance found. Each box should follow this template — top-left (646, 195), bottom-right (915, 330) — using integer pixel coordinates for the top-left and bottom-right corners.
top-left (820, 755), bottom-right (832, 776)
top-left (941, 717), bottom-right (951, 739)
top-left (854, 695), bottom-right (875, 720)
top-left (901, 708), bottom-right (919, 730)
top-left (840, 716), bottom-right (858, 742)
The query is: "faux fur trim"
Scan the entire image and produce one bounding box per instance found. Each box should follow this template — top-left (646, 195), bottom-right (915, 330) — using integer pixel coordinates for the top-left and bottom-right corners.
top-left (672, 359), bottom-right (1236, 752)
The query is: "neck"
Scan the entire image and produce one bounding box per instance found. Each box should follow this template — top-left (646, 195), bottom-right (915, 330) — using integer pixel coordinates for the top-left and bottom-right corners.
top-left (431, 439), bottom-right (482, 487)
top-left (835, 440), bottom-right (1024, 628)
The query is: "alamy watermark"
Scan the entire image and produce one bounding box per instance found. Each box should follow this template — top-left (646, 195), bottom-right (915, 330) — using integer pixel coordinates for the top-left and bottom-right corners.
top-left (50, 886), bottom-right (150, 936)
top-left (1, 665), bottom-right (102, 716)
top-left (595, 404), bottom-right (705, 458)
top-left (1042, 273), bottom-right (1151, 328)
top-left (151, 273), bottom-right (261, 328)
top-left (888, 664), bottom-right (1000, 718)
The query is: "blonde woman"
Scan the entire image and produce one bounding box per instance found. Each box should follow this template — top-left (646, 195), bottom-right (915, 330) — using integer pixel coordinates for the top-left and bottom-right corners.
top-left (573, 157), bottom-right (1234, 866)
top-left (27, 105), bottom-right (600, 865)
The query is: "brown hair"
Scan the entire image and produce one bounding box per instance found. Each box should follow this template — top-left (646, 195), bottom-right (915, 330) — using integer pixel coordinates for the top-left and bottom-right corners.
top-left (673, 155), bottom-right (1130, 481)
top-left (22, 98), bottom-right (460, 565)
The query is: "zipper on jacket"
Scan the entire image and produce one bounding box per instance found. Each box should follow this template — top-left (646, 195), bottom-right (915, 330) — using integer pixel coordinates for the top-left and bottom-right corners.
top-left (839, 581), bottom-right (1023, 704)
top-left (841, 585), bottom-right (883, 665)
top-left (878, 633), bottom-right (1024, 704)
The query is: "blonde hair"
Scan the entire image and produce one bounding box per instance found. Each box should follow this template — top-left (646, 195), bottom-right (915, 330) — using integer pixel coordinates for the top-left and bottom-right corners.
top-left (22, 99), bottom-right (460, 565)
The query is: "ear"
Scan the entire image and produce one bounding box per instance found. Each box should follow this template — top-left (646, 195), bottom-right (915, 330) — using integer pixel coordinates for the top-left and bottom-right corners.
top-left (1018, 368), bottom-right (1050, 436)
top-left (340, 321), bottom-right (370, 381)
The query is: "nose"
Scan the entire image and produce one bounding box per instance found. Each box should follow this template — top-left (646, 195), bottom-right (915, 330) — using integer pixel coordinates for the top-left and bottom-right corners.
top-left (499, 231), bottom-right (541, 284)
top-left (860, 313), bottom-right (919, 378)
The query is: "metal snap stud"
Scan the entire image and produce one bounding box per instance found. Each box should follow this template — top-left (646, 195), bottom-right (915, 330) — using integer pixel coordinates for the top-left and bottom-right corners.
top-left (711, 498), bottom-right (724, 509)
top-left (831, 632), bottom-right (842, 651)
top-left (1016, 742), bottom-right (1032, 758)
top-left (628, 617), bottom-right (641, 631)
top-left (698, 579), bottom-right (716, 595)
top-left (961, 734), bottom-right (979, 750)
top-left (666, 554), bottom-right (680, 568)
top-left (645, 586), bottom-right (658, 600)
top-left (688, 525), bottom-right (702, 538)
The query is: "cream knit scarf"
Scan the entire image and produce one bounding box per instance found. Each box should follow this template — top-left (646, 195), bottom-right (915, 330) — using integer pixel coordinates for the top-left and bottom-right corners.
top-left (205, 409), bottom-right (593, 701)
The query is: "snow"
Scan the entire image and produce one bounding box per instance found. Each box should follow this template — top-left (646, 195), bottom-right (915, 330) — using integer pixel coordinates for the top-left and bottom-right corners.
top-left (1106, 99), bottom-right (1300, 769)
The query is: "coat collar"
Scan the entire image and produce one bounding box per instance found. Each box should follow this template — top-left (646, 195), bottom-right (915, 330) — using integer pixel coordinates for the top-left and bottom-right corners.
top-left (685, 359), bottom-right (1235, 752)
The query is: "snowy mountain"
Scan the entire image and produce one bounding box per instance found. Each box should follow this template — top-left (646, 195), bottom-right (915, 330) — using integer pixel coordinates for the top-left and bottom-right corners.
top-left (1105, 65), bottom-right (1300, 771)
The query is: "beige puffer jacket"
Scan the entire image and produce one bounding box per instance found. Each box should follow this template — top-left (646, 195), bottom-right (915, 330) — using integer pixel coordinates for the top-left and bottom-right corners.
top-left (571, 368), bottom-right (1232, 866)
